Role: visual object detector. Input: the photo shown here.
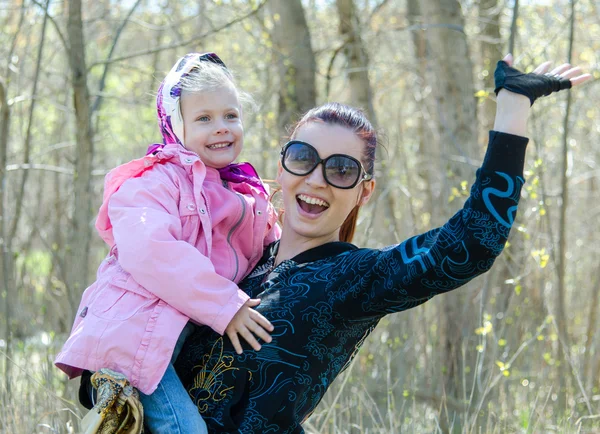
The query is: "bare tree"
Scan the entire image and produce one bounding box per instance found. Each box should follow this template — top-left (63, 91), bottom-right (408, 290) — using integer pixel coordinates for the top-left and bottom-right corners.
top-left (555, 0), bottom-right (576, 411)
top-left (269, 0), bottom-right (317, 138)
top-left (65, 0), bottom-right (95, 317)
top-left (333, 0), bottom-right (401, 246)
top-left (0, 1), bottom-right (27, 397)
top-left (420, 0), bottom-right (478, 429)
top-left (9, 0), bottom-right (50, 247)
top-left (335, 0), bottom-right (376, 123)
top-left (478, 0), bottom-right (502, 135)
top-left (0, 75), bottom-right (13, 398)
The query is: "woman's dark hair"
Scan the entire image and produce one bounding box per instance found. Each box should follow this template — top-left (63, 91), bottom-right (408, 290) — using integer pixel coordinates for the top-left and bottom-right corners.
top-left (289, 102), bottom-right (377, 243)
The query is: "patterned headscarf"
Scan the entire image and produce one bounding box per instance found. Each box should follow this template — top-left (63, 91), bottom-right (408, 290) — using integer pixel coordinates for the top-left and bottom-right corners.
top-left (148, 52), bottom-right (267, 194)
top-left (154, 52), bottom-right (227, 148)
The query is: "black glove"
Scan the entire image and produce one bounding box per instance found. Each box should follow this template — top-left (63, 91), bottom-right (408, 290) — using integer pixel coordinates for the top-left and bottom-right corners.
top-left (494, 60), bottom-right (572, 106)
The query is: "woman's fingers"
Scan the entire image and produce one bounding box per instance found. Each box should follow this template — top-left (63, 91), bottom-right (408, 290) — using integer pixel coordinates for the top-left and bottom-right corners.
top-left (561, 66), bottom-right (582, 79)
top-left (570, 73), bottom-right (593, 86)
top-left (533, 61), bottom-right (553, 75)
top-left (531, 61), bottom-right (592, 87)
top-left (548, 63), bottom-right (571, 76)
top-left (502, 53), bottom-right (513, 67)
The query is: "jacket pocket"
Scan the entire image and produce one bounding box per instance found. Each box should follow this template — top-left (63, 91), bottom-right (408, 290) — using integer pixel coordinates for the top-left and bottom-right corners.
top-left (178, 193), bottom-right (201, 242)
top-left (91, 275), bottom-right (158, 321)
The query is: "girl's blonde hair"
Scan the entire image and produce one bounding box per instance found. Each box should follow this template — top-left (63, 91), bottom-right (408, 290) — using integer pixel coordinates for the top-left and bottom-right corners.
top-left (179, 61), bottom-right (255, 112)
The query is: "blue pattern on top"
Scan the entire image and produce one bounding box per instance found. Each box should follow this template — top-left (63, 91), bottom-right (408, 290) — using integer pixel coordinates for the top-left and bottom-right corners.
top-left (175, 133), bottom-right (527, 433)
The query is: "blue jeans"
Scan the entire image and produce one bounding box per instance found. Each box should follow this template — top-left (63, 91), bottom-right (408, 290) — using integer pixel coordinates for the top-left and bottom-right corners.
top-left (139, 323), bottom-right (207, 434)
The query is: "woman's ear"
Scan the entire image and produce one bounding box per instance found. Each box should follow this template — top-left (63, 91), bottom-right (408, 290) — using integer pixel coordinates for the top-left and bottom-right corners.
top-left (358, 179), bottom-right (376, 206)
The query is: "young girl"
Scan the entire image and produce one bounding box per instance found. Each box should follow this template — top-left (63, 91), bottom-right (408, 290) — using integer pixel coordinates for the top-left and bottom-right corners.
top-left (55, 53), bottom-right (280, 433)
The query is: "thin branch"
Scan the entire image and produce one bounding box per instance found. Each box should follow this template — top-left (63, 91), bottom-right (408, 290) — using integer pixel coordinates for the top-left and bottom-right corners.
top-left (8, 0), bottom-right (50, 246)
top-left (87, 0), bottom-right (268, 70)
top-left (4, 0), bottom-right (26, 80)
top-left (91, 0), bottom-right (143, 115)
top-left (325, 42), bottom-right (347, 99)
top-left (508, 0), bottom-right (519, 55)
top-left (6, 163), bottom-right (109, 176)
top-left (31, 0), bottom-right (69, 53)
top-left (369, 0), bottom-right (391, 21)
top-left (6, 163), bottom-right (74, 175)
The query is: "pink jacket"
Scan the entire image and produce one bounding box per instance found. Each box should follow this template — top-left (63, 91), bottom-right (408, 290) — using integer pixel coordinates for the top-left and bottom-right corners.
top-left (55, 53), bottom-right (280, 394)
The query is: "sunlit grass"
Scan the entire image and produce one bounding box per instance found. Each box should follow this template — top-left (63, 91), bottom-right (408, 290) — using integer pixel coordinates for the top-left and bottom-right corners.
top-left (0, 334), bottom-right (81, 434)
top-left (2, 326), bottom-right (599, 434)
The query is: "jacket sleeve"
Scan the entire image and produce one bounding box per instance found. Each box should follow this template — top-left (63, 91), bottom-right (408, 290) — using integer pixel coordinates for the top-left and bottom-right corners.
top-left (338, 131), bottom-right (528, 319)
top-left (108, 166), bottom-right (249, 335)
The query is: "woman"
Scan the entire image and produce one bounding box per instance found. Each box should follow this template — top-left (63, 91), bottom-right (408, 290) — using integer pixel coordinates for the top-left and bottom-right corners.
top-left (174, 56), bottom-right (590, 433)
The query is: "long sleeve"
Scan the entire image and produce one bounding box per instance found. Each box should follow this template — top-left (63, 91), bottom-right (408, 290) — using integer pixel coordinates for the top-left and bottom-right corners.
top-left (336, 131), bottom-right (528, 319)
top-left (108, 167), bottom-right (249, 335)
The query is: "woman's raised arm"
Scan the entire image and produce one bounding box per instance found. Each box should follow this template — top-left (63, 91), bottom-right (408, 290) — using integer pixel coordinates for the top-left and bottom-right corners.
top-left (334, 56), bottom-right (591, 319)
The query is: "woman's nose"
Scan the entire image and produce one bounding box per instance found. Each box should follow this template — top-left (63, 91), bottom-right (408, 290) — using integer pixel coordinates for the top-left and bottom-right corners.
top-left (305, 164), bottom-right (327, 188)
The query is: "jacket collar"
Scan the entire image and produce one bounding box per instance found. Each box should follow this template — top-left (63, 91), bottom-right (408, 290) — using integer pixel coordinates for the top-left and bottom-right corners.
top-left (259, 240), bottom-right (358, 267)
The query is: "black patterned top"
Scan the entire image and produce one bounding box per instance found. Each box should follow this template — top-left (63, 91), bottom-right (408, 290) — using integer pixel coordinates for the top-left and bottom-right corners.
top-left (175, 131), bottom-right (528, 433)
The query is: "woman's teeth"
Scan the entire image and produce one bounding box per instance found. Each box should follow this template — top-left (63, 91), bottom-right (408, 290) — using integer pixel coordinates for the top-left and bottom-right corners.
top-left (298, 194), bottom-right (329, 208)
top-left (208, 142), bottom-right (231, 149)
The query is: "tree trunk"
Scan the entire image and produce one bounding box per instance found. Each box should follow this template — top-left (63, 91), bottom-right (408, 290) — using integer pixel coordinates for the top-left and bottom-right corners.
top-left (0, 1), bottom-right (26, 398)
top-left (0, 77), bottom-right (14, 397)
top-left (584, 261), bottom-right (600, 391)
top-left (334, 0), bottom-right (399, 245)
top-left (335, 0), bottom-right (376, 123)
top-left (407, 0), bottom-right (435, 228)
top-left (555, 0), bottom-right (576, 413)
top-left (269, 0), bottom-right (317, 138)
top-left (420, 0), bottom-right (478, 430)
top-left (478, 0), bottom-right (502, 136)
top-left (65, 0), bottom-right (95, 319)
top-left (8, 0), bottom-right (49, 247)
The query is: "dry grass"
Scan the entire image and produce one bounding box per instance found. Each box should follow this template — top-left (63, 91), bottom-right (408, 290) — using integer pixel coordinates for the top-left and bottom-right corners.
top-left (1, 334), bottom-right (81, 434)
top-left (1, 329), bottom-right (599, 434)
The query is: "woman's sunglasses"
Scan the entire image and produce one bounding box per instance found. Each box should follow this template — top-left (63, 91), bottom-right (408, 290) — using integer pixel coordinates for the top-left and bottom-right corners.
top-left (280, 141), bottom-right (372, 189)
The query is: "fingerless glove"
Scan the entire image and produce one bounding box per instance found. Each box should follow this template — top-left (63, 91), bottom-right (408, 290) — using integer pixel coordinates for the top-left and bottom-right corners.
top-left (494, 60), bottom-right (572, 106)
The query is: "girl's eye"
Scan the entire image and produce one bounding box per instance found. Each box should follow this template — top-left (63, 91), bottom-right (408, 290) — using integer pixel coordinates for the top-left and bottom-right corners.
top-left (226, 113), bottom-right (238, 119)
top-left (197, 115), bottom-right (210, 122)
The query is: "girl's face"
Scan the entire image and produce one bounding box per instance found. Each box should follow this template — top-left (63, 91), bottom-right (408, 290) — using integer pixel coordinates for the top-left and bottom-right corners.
top-left (276, 122), bottom-right (375, 244)
top-left (180, 82), bottom-right (243, 168)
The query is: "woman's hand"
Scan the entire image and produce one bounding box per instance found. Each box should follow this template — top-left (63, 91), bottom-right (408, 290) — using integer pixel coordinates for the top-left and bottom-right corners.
top-left (493, 54), bottom-right (592, 136)
top-left (225, 298), bottom-right (274, 354)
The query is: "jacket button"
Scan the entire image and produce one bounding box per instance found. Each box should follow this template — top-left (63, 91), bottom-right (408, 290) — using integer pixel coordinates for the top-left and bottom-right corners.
top-left (187, 203), bottom-right (196, 211)
top-left (200, 209), bottom-right (206, 214)
top-left (80, 307), bottom-right (88, 318)
top-left (184, 157), bottom-right (194, 164)
top-left (257, 210), bottom-right (262, 215)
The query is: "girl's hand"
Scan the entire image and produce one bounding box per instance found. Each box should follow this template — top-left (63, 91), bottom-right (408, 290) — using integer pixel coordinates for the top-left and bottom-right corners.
top-left (225, 298), bottom-right (274, 354)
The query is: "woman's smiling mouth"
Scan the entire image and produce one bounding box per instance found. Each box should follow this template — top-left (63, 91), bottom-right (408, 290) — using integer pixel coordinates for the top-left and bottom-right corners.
top-left (297, 194), bottom-right (330, 215)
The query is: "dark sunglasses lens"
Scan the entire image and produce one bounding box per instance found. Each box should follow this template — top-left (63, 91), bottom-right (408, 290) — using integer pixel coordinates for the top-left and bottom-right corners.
top-left (284, 143), bottom-right (318, 174)
top-left (325, 156), bottom-right (361, 188)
